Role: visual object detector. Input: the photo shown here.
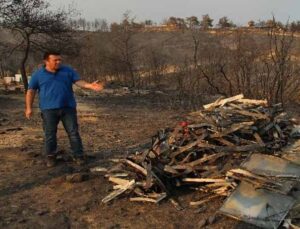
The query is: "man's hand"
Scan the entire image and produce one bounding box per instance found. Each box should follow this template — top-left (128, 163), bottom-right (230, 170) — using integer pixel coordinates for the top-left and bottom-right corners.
top-left (75, 80), bottom-right (105, 92)
top-left (25, 108), bottom-right (33, 119)
top-left (89, 80), bottom-right (104, 92)
top-left (25, 89), bottom-right (36, 120)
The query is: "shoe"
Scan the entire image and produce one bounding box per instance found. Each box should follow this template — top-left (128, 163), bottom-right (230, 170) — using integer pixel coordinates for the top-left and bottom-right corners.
top-left (46, 155), bottom-right (57, 168)
top-left (74, 156), bottom-right (86, 166)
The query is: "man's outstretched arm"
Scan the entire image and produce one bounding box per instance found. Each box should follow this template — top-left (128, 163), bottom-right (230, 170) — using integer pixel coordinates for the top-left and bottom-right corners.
top-left (75, 80), bottom-right (104, 92)
top-left (25, 89), bottom-right (36, 119)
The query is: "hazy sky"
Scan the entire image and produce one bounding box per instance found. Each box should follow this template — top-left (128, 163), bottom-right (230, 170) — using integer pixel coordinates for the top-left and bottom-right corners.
top-left (51, 0), bottom-right (300, 25)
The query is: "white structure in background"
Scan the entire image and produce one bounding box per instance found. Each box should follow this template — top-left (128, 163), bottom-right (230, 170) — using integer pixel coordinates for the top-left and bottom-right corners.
top-left (15, 74), bottom-right (31, 82)
top-left (3, 74), bottom-right (30, 85)
top-left (15, 74), bottom-right (22, 82)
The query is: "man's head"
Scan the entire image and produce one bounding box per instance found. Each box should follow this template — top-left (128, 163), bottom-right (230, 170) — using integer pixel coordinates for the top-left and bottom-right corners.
top-left (43, 51), bottom-right (62, 72)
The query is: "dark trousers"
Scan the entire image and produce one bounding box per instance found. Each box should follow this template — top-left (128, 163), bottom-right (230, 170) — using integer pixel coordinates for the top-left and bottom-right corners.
top-left (41, 107), bottom-right (83, 157)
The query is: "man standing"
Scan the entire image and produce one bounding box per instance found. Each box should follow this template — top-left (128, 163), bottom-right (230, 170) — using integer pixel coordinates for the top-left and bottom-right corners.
top-left (25, 51), bottom-right (104, 167)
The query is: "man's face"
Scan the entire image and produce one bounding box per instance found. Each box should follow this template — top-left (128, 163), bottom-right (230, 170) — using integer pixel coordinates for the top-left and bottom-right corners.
top-left (45, 55), bottom-right (62, 71)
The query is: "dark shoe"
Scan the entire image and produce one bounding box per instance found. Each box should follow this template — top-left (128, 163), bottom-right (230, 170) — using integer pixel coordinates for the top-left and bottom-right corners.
top-left (46, 155), bottom-right (57, 168)
top-left (74, 156), bottom-right (86, 166)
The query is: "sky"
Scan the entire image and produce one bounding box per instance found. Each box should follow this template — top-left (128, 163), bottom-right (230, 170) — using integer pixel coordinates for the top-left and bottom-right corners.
top-left (51, 0), bottom-right (300, 26)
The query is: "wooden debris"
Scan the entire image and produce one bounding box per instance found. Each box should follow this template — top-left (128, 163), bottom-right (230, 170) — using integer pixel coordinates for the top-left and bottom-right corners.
top-left (130, 193), bottom-right (167, 204)
top-left (108, 177), bottom-right (131, 186)
top-left (90, 167), bottom-right (108, 173)
top-left (172, 153), bottom-right (226, 169)
top-left (102, 179), bottom-right (135, 203)
top-left (123, 159), bottom-right (147, 176)
top-left (129, 197), bottom-right (158, 203)
top-left (203, 94), bottom-right (244, 110)
top-left (190, 194), bottom-right (221, 206)
top-left (104, 173), bottom-right (129, 178)
top-left (169, 198), bottom-right (184, 210)
top-left (102, 95), bottom-right (296, 208)
top-left (182, 178), bottom-right (226, 183)
top-left (237, 98), bottom-right (268, 106)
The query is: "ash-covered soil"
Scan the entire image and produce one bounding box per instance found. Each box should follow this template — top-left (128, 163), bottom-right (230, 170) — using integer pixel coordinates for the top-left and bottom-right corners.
top-left (0, 93), bottom-right (262, 229)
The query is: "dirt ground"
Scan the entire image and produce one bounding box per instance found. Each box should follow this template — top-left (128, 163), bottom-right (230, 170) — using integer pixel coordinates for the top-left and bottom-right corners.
top-left (0, 92), bottom-right (268, 229)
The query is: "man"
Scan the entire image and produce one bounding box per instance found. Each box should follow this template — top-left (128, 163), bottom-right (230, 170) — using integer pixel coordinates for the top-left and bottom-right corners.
top-left (25, 51), bottom-right (104, 167)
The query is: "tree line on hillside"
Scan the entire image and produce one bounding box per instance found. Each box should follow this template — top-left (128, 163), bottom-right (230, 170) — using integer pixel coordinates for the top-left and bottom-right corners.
top-left (0, 0), bottom-right (299, 109)
top-left (70, 15), bottom-right (300, 32)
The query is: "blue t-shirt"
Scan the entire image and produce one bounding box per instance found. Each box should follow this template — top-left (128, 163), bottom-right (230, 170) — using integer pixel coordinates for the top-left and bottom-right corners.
top-left (28, 65), bottom-right (80, 110)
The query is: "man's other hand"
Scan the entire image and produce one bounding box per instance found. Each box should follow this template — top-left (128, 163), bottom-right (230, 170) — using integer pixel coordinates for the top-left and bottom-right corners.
top-left (25, 108), bottom-right (33, 119)
top-left (90, 81), bottom-right (104, 92)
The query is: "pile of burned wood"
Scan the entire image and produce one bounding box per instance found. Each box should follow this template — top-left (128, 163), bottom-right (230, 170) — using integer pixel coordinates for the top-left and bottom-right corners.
top-left (101, 94), bottom-right (296, 207)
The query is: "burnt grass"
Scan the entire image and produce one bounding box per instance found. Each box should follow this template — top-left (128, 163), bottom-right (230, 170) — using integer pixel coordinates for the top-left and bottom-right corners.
top-left (0, 92), bottom-right (278, 229)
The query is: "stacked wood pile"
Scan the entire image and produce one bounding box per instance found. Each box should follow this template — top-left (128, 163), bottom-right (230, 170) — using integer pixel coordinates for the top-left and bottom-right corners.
top-left (101, 94), bottom-right (295, 207)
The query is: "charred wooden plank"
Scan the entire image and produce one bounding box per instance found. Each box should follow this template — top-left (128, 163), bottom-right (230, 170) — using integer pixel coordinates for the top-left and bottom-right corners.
top-left (230, 109), bottom-right (269, 120)
top-left (190, 194), bottom-right (221, 206)
top-left (170, 138), bottom-right (207, 158)
top-left (130, 192), bottom-right (167, 203)
top-left (108, 177), bottom-right (131, 185)
top-left (144, 162), bottom-right (153, 189)
top-left (123, 159), bottom-right (147, 176)
top-left (253, 133), bottom-right (264, 145)
top-left (214, 144), bottom-right (265, 153)
top-left (169, 198), bottom-right (184, 210)
top-left (203, 94), bottom-right (244, 110)
top-left (211, 121), bottom-right (254, 138)
top-left (182, 178), bottom-right (226, 183)
top-left (106, 173), bottom-right (129, 178)
top-left (185, 153), bottom-right (225, 168)
top-left (164, 165), bottom-right (180, 174)
top-left (236, 98), bottom-right (268, 106)
top-left (215, 138), bottom-right (235, 146)
top-left (130, 197), bottom-right (157, 203)
top-left (102, 180), bottom-right (135, 203)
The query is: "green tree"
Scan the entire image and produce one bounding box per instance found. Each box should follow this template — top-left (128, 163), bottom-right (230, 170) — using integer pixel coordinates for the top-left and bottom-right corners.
top-left (144, 20), bottom-right (153, 26)
top-left (290, 21), bottom-right (300, 32)
top-left (248, 20), bottom-right (255, 27)
top-left (266, 19), bottom-right (277, 28)
top-left (200, 14), bottom-right (213, 30)
top-left (186, 16), bottom-right (199, 28)
top-left (176, 17), bottom-right (186, 30)
top-left (217, 16), bottom-right (235, 28)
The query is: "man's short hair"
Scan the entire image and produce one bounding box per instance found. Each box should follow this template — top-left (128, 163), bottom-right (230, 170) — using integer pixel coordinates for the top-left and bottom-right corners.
top-left (43, 51), bottom-right (61, 60)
